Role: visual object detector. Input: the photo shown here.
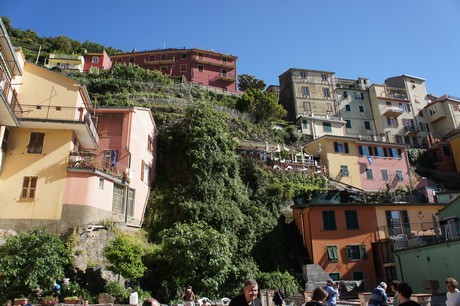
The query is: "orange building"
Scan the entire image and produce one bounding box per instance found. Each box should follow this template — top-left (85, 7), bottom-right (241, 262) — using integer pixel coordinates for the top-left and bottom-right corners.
top-left (293, 203), bottom-right (378, 290)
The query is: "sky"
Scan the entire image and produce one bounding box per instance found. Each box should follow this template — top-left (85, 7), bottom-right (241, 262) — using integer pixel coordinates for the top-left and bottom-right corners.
top-left (2, 0), bottom-right (460, 97)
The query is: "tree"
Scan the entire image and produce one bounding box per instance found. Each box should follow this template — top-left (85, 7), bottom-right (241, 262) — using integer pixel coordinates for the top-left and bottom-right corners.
top-left (104, 233), bottom-right (147, 280)
top-left (238, 74), bottom-right (266, 92)
top-left (0, 228), bottom-right (69, 299)
top-left (237, 89), bottom-right (287, 124)
top-left (152, 222), bottom-right (232, 298)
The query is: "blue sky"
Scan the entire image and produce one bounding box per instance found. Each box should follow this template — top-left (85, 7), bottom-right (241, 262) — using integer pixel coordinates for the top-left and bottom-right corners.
top-left (2, 0), bottom-right (459, 96)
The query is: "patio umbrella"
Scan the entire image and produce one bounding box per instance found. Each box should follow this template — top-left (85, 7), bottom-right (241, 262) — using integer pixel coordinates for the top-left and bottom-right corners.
top-left (432, 212), bottom-right (441, 241)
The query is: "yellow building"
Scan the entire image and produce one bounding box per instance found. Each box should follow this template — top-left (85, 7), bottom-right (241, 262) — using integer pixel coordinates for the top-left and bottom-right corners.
top-left (446, 130), bottom-right (460, 173)
top-left (0, 61), bottom-right (98, 231)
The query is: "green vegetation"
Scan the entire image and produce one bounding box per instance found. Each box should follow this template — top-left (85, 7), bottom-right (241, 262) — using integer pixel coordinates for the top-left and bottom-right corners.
top-left (0, 18), bottom-right (330, 302)
top-left (0, 228), bottom-right (69, 300)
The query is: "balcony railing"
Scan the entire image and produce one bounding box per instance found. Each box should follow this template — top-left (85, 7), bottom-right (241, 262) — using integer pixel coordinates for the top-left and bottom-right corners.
top-left (382, 106), bottom-right (403, 116)
top-left (377, 220), bottom-right (460, 250)
top-left (192, 56), bottom-right (235, 69)
top-left (212, 72), bottom-right (236, 82)
top-left (49, 54), bottom-right (83, 60)
top-left (67, 151), bottom-right (129, 183)
top-left (404, 126), bottom-right (421, 135)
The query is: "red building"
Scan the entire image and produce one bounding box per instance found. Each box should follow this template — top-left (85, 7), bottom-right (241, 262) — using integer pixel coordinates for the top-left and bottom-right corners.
top-left (83, 50), bottom-right (112, 74)
top-left (110, 48), bottom-right (238, 93)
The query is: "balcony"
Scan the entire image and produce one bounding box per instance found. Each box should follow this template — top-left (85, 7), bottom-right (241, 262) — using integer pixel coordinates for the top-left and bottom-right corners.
top-left (427, 109), bottom-right (447, 123)
top-left (212, 72), bottom-right (236, 82)
top-left (381, 106), bottom-right (403, 117)
top-left (145, 58), bottom-right (176, 65)
top-left (67, 151), bottom-right (129, 184)
top-left (0, 74), bottom-right (22, 126)
top-left (404, 126), bottom-right (421, 136)
top-left (192, 56), bottom-right (235, 69)
top-left (377, 87), bottom-right (410, 102)
top-left (19, 104), bottom-right (99, 149)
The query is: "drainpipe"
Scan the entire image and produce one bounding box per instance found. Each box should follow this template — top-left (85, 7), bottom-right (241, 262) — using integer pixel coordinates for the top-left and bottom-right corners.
top-left (124, 110), bottom-right (133, 224)
top-left (307, 207), bottom-right (313, 263)
top-left (394, 254), bottom-right (404, 282)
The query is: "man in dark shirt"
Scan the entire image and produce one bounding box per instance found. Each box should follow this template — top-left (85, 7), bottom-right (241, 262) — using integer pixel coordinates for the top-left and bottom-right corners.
top-left (398, 283), bottom-right (421, 306)
top-left (229, 279), bottom-right (262, 306)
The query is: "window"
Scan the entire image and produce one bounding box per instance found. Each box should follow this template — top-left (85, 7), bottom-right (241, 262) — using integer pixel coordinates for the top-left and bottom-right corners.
top-left (302, 120), bottom-right (308, 129)
top-left (326, 245), bottom-right (339, 261)
top-left (345, 105), bottom-right (351, 111)
top-left (340, 165), bottom-right (349, 177)
top-left (149, 55), bottom-right (156, 61)
top-left (91, 56), bottom-right (99, 64)
top-left (181, 53), bottom-right (187, 59)
top-left (346, 244), bottom-right (367, 261)
top-left (387, 117), bottom-right (397, 128)
top-left (381, 169), bottom-right (389, 181)
top-left (366, 168), bottom-right (373, 180)
top-left (321, 73), bottom-right (328, 81)
top-left (127, 189), bottom-right (135, 217)
top-left (27, 132), bottom-right (45, 154)
top-left (358, 146), bottom-right (369, 156)
top-left (180, 64), bottom-right (187, 72)
top-left (386, 210), bottom-right (410, 236)
top-left (345, 120), bottom-right (352, 128)
top-left (129, 56), bottom-right (135, 63)
top-left (221, 69), bottom-right (228, 77)
top-left (329, 273), bottom-right (340, 281)
top-left (198, 65), bottom-right (204, 72)
top-left (147, 135), bottom-right (153, 152)
top-left (395, 170), bottom-right (404, 181)
top-left (300, 71), bottom-right (307, 79)
top-left (103, 150), bottom-right (117, 169)
top-left (376, 147), bottom-right (384, 157)
top-left (353, 271), bottom-right (364, 281)
top-left (364, 121), bottom-right (371, 130)
top-left (21, 176), bottom-right (38, 199)
top-left (334, 142), bottom-right (349, 153)
top-left (322, 211), bottom-right (337, 230)
top-left (302, 86), bottom-right (310, 96)
top-left (1, 128), bottom-right (9, 152)
top-left (323, 122), bottom-right (332, 132)
top-left (141, 160), bottom-right (150, 184)
top-left (198, 53), bottom-right (204, 59)
top-left (345, 210), bottom-right (359, 230)
top-left (99, 178), bottom-right (104, 189)
top-left (161, 54), bottom-right (167, 60)
top-left (323, 88), bottom-right (331, 98)
top-left (359, 105), bottom-right (364, 113)
top-left (112, 184), bottom-right (125, 213)
top-left (442, 146), bottom-right (452, 157)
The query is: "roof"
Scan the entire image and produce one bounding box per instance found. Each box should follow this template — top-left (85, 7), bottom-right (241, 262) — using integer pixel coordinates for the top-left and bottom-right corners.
top-left (111, 47), bottom-right (237, 59)
top-left (279, 68), bottom-right (335, 78)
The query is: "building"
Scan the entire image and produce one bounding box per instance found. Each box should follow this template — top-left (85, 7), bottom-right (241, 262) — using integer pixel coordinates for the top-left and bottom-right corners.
top-left (83, 49), bottom-right (112, 74)
top-left (293, 203), bottom-right (378, 291)
top-left (44, 53), bottom-right (85, 72)
top-left (0, 18), bottom-right (23, 172)
top-left (445, 130), bottom-right (460, 173)
top-left (110, 48), bottom-right (238, 93)
top-left (0, 51), bottom-right (157, 233)
top-left (336, 77), bottom-right (377, 140)
top-left (293, 200), bottom-right (447, 291)
top-left (304, 135), bottom-right (411, 191)
top-left (279, 69), bottom-right (344, 140)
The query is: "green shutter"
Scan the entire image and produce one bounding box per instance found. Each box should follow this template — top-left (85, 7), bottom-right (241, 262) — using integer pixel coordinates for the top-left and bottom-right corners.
top-left (346, 246), bottom-right (352, 260)
top-left (361, 244), bottom-right (367, 259)
top-left (334, 142), bottom-right (338, 152)
top-left (402, 210), bottom-right (411, 235)
top-left (344, 143), bottom-right (349, 153)
top-left (386, 211), bottom-right (394, 236)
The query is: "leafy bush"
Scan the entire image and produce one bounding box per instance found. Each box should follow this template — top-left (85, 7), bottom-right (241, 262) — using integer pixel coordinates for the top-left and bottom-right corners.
top-left (105, 281), bottom-right (129, 303)
top-left (257, 271), bottom-right (299, 295)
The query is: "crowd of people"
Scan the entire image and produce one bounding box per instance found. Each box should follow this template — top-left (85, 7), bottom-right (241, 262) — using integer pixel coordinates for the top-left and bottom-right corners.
top-left (149, 277), bottom-right (458, 306)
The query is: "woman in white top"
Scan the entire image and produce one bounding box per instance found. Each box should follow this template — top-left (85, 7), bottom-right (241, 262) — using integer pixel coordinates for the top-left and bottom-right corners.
top-left (445, 278), bottom-right (460, 306)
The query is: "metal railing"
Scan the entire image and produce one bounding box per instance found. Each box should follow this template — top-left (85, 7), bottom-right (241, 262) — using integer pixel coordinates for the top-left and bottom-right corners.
top-left (67, 152), bottom-right (129, 182)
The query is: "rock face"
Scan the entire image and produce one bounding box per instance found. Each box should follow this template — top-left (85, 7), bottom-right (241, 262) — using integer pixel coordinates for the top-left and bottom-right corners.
top-left (67, 225), bottom-right (125, 293)
top-left (0, 228), bottom-right (18, 245)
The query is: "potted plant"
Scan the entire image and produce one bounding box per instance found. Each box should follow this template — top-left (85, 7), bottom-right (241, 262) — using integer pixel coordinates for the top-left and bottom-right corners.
top-left (64, 296), bottom-right (80, 304)
top-left (41, 296), bottom-right (58, 306)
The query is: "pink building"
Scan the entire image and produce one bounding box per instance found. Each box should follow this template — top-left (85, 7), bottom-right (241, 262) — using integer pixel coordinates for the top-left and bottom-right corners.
top-left (356, 141), bottom-right (410, 191)
top-left (111, 48), bottom-right (238, 93)
top-left (63, 106), bottom-right (157, 228)
top-left (83, 50), bottom-right (112, 74)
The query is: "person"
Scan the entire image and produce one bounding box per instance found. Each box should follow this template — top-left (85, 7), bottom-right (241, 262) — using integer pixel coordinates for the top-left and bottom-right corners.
top-left (5, 300), bottom-right (12, 306)
top-left (83, 299), bottom-right (89, 306)
top-left (306, 287), bottom-right (328, 306)
top-left (397, 283), bottom-right (420, 306)
top-left (143, 298), bottom-right (160, 306)
top-left (182, 285), bottom-right (196, 306)
top-left (229, 279), bottom-right (262, 306)
top-left (324, 279), bottom-right (339, 306)
top-left (445, 278), bottom-right (460, 306)
top-left (22, 299), bottom-right (32, 306)
top-left (273, 288), bottom-right (285, 306)
top-left (368, 282), bottom-right (389, 306)
top-left (390, 280), bottom-right (401, 306)
top-left (201, 299), bottom-right (211, 306)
